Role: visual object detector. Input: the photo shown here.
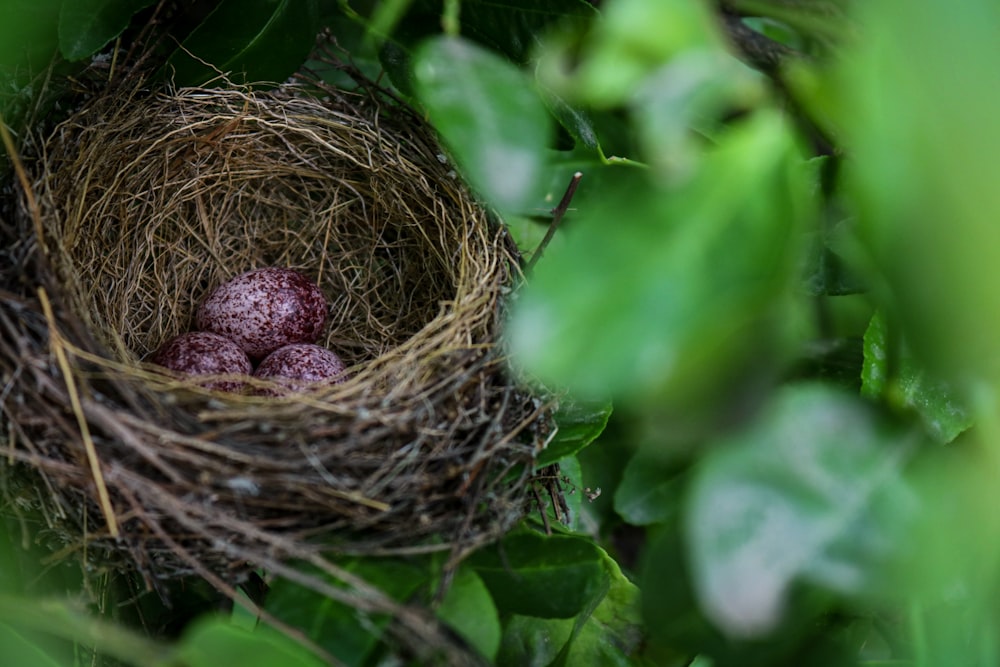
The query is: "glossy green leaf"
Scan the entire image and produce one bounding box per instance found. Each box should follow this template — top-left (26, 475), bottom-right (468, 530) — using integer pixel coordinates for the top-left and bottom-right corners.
top-left (536, 397), bottom-right (612, 468)
top-left (58, 0), bottom-right (156, 61)
top-left (435, 566), bottom-right (501, 661)
top-left (471, 530), bottom-right (608, 619)
top-left (166, 0), bottom-right (321, 86)
top-left (412, 35), bottom-right (553, 214)
top-left (862, 312), bottom-right (972, 444)
top-left (496, 548), bottom-right (643, 667)
top-left (265, 558), bottom-right (428, 666)
top-left (508, 110), bottom-right (811, 411)
top-left (685, 384), bottom-right (920, 638)
top-left (837, 0), bottom-right (1000, 388)
top-left (613, 449), bottom-right (686, 526)
top-left (176, 616), bottom-right (325, 667)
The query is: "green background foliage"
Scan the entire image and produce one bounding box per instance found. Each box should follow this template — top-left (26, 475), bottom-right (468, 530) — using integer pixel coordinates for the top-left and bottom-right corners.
top-left (4, 0), bottom-right (1000, 665)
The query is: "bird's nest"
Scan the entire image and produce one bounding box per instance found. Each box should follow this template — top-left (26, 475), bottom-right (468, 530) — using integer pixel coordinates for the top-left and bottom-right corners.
top-left (0, 68), bottom-right (554, 616)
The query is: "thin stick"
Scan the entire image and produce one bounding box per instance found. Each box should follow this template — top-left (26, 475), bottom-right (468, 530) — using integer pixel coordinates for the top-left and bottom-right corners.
top-left (525, 171), bottom-right (582, 273)
top-left (38, 287), bottom-right (120, 538)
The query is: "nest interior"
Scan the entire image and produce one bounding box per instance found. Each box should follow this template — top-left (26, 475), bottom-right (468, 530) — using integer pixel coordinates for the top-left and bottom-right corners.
top-left (0, 79), bottom-right (551, 586)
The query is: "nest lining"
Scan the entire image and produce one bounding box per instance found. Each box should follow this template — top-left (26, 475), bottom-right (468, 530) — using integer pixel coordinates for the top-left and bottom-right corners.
top-left (0, 78), bottom-right (552, 588)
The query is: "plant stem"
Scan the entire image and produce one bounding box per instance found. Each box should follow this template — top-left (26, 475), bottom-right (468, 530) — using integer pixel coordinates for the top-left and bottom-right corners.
top-left (525, 171), bottom-right (582, 274)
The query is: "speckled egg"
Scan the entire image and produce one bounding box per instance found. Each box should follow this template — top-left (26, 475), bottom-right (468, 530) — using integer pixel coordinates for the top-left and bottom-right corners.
top-left (196, 267), bottom-right (328, 360)
top-left (151, 331), bottom-right (252, 392)
top-left (253, 343), bottom-right (348, 394)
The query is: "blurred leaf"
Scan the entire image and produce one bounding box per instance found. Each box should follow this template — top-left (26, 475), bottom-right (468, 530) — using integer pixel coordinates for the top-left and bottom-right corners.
top-left (449, 0), bottom-right (596, 64)
top-left (508, 110), bottom-right (811, 414)
top-left (412, 35), bottom-right (553, 214)
top-left (537, 397), bottom-right (613, 468)
top-left (435, 566), bottom-right (501, 661)
top-left (836, 0), bottom-right (1000, 388)
top-left (496, 547), bottom-right (643, 667)
top-left (265, 558), bottom-right (428, 666)
top-left (0, 0), bottom-right (72, 145)
top-left (470, 529), bottom-right (608, 618)
top-left (640, 522), bottom-right (724, 660)
top-left (505, 214), bottom-right (556, 258)
top-left (506, 148), bottom-right (644, 264)
top-left (0, 0), bottom-right (61, 70)
top-left (685, 384), bottom-right (921, 639)
top-left (862, 312), bottom-right (973, 444)
top-left (58, 0), bottom-right (156, 61)
top-left (387, 0), bottom-right (597, 63)
top-left (166, 0), bottom-right (321, 86)
top-left (614, 449), bottom-right (686, 526)
top-left (631, 51), bottom-right (764, 175)
top-left (176, 616), bottom-right (325, 667)
top-left (380, 0), bottom-right (596, 99)
top-left (0, 623), bottom-right (63, 667)
top-left (539, 0), bottom-right (727, 106)
top-left (0, 594), bottom-right (169, 666)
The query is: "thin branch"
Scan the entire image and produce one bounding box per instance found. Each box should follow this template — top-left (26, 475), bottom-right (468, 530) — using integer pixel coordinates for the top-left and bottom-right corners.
top-left (525, 171), bottom-right (582, 274)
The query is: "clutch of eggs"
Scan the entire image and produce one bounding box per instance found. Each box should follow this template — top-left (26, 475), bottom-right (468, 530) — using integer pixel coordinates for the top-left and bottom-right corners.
top-left (151, 267), bottom-right (348, 394)
top-left (197, 267), bottom-right (328, 360)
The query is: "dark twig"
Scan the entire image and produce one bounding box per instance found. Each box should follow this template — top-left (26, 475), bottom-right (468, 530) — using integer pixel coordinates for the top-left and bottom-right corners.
top-left (525, 171), bottom-right (582, 274)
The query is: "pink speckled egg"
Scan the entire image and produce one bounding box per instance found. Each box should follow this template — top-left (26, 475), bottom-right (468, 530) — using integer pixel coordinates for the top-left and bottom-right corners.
top-left (253, 343), bottom-right (347, 395)
top-left (151, 331), bottom-right (252, 392)
top-left (196, 267), bottom-right (328, 360)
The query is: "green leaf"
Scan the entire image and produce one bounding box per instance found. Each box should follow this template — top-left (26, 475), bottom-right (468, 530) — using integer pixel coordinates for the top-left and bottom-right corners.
top-left (385, 0), bottom-right (597, 66)
top-left (630, 50), bottom-right (764, 175)
top-left (536, 397), bottom-right (612, 468)
top-left (176, 616), bottom-right (325, 667)
top-left (58, 0), bottom-right (156, 61)
top-left (496, 548), bottom-right (643, 667)
top-left (556, 454), bottom-right (585, 531)
top-left (470, 530), bottom-right (608, 619)
top-left (539, 86), bottom-right (604, 153)
top-left (412, 35), bottom-right (553, 215)
top-left (166, 0), bottom-right (321, 86)
top-left (539, 0), bottom-right (727, 107)
top-left (613, 448), bottom-right (686, 526)
top-left (862, 312), bottom-right (972, 444)
top-left (0, 623), bottom-right (63, 667)
top-left (685, 384), bottom-right (921, 639)
top-left (835, 0), bottom-right (1000, 388)
top-left (436, 566), bottom-right (502, 661)
top-left (450, 0), bottom-right (597, 65)
top-left (265, 558), bottom-right (429, 666)
top-left (0, 0), bottom-right (61, 71)
top-left (508, 110), bottom-right (811, 414)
